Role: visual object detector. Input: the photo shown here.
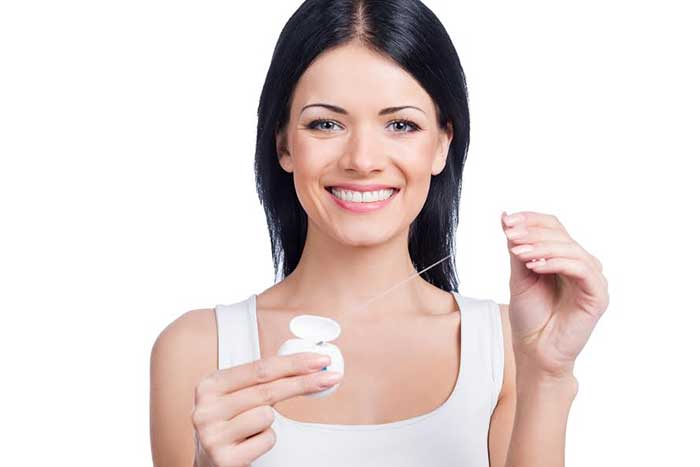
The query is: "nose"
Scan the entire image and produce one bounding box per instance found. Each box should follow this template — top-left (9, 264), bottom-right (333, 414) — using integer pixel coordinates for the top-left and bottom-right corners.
top-left (337, 124), bottom-right (387, 175)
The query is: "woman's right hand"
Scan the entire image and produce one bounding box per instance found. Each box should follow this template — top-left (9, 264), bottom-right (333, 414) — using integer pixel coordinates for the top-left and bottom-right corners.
top-left (191, 352), bottom-right (342, 467)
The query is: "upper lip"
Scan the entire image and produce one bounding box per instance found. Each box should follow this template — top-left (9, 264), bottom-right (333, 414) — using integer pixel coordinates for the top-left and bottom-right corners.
top-left (326, 183), bottom-right (399, 192)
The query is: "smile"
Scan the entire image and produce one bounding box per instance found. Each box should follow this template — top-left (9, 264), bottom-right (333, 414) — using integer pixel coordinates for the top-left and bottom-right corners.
top-left (325, 186), bottom-right (400, 213)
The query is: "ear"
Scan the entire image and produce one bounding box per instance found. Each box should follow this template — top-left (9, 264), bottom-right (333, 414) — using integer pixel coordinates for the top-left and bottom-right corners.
top-left (276, 129), bottom-right (293, 173)
top-left (431, 120), bottom-right (453, 176)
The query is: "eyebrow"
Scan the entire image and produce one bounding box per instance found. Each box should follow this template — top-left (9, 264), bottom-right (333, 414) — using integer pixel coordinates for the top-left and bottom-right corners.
top-left (300, 103), bottom-right (426, 116)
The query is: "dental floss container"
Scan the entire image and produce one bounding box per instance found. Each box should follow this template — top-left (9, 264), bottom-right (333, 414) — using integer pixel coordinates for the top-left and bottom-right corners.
top-left (276, 314), bottom-right (344, 398)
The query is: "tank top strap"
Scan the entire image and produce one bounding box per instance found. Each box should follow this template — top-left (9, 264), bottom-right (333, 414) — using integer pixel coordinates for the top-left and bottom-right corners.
top-left (215, 294), bottom-right (259, 370)
top-left (452, 293), bottom-right (505, 409)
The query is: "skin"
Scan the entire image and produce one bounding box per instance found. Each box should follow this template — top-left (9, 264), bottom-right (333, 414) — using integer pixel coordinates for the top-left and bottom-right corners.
top-left (150, 40), bottom-right (609, 467)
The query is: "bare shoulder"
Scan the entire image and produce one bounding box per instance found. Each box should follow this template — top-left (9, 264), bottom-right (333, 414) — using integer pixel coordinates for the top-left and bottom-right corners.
top-left (153, 308), bottom-right (217, 350)
top-left (150, 308), bottom-right (218, 467)
top-left (496, 303), bottom-right (516, 401)
top-left (152, 308), bottom-right (219, 380)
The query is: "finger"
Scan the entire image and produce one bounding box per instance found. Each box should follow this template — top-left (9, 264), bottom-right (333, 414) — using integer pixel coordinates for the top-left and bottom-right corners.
top-left (502, 212), bottom-right (603, 274)
top-left (502, 210), bottom-right (569, 235)
top-left (212, 405), bottom-right (275, 446)
top-left (221, 369), bottom-right (343, 422)
top-left (592, 255), bottom-right (603, 273)
top-left (524, 257), bottom-right (607, 301)
top-left (510, 240), bottom-right (600, 273)
top-left (222, 426), bottom-right (276, 467)
top-left (502, 210), bottom-right (536, 287)
top-left (207, 352), bottom-right (331, 396)
top-left (502, 225), bottom-right (572, 245)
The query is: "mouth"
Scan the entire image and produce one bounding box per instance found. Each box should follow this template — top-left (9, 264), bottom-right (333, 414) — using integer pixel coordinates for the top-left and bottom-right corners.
top-left (324, 185), bottom-right (400, 213)
top-left (324, 186), bottom-right (400, 203)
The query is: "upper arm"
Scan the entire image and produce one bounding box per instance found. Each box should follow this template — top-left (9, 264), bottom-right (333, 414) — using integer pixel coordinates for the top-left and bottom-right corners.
top-left (150, 308), bottom-right (218, 467)
top-left (488, 303), bottom-right (517, 467)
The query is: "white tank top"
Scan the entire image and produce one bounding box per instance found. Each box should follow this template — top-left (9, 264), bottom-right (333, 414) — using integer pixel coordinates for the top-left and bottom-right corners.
top-left (215, 291), bottom-right (504, 467)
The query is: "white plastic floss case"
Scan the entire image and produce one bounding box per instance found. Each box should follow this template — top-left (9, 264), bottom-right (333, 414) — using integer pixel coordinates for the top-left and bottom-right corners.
top-left (276, 314), bottom-right (345, 398)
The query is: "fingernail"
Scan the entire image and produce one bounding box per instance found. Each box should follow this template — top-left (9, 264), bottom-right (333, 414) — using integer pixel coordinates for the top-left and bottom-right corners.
top-left (318, 371), bottom-right (342, 387)
top-left (309, 356), bottom-right (331, 369)
top-left (503, 213), bottom-right (524, 227)
top-left (511, 244), bottom-right (534, 254)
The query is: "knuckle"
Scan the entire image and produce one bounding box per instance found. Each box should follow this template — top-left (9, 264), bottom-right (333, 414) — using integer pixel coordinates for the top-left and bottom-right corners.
top-left (252, 359), bottom-right (271, 383)
top-left (195, 374), bottom-right (216, 400)
top-left (194, 383), bottom-right (208, 402)
top-left (191, 408), bottom-right (204, 428)
top-left (191, 404), bottom-right (215, 431)
top-left (196, 429), bottom-right (216, 453)
top-left (552, 214), bottom-right (569, 233)
top-left (262, 405), bottom-right (275, 425)
top-left (255, 382), bottom-right (275, 406)
top-left (593, 255), bottom-right (603, 272)
top-left (589, 264), bottom-right (599, 279)
top-left (305, 373), bottom-right (320, 392)
top-left (294, 354), bottom-right (310, 373)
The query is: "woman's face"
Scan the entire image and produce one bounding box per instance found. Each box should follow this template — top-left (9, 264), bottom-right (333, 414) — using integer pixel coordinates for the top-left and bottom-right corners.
top-left (276, 42), bottom-right (453, 247)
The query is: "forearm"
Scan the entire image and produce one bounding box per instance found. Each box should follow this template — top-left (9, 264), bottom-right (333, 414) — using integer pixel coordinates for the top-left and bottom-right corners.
top-left (505, 369), bottom-right (578, 467)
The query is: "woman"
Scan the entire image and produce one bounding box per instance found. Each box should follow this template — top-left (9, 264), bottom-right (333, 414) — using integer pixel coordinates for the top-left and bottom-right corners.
top-left (150, 1), bottom-right (609, 466)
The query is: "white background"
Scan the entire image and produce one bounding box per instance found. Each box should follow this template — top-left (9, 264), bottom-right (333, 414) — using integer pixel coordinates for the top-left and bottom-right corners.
top-left (1, 0), bottom-right (698, 465)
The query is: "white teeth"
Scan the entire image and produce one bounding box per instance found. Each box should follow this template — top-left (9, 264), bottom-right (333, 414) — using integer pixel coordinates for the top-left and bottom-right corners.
top-left (330, 187), bottom-right (395, 203)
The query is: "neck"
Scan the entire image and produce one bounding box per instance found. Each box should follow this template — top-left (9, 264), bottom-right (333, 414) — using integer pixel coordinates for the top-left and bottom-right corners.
top-left (280, 220), bottom-right (431, 319)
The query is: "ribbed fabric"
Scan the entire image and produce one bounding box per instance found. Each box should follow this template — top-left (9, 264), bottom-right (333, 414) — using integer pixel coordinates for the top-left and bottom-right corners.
top-left (214, 291), bottom-right (504, 467)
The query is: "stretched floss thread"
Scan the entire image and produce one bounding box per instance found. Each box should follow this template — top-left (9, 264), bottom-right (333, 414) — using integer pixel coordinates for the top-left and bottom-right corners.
top-left (344, 251), bottom-right (455, 316)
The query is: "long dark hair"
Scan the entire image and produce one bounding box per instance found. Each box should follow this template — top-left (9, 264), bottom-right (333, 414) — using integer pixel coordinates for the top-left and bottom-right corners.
top-left (254, 0), bottom-right (470, 291)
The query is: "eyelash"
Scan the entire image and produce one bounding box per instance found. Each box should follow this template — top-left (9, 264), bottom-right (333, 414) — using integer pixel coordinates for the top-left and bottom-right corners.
top-left (305, 118), bottom-right (422, 133)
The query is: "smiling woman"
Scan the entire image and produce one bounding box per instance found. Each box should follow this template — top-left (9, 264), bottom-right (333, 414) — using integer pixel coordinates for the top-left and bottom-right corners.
top-left (150, 0), bottom-right (607, 466)
top-left (271, 41), bottom-right (458, 254)
top-left (259, 22), bottom-right (467, 285)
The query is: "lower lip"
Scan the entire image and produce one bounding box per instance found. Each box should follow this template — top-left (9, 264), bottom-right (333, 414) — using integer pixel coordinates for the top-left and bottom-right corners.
top-left (327, 188), bottom-right (399, 213)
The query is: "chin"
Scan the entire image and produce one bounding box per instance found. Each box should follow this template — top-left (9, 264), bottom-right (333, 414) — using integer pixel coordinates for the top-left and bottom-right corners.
top-left (329, 222), bottom-right (406, 248)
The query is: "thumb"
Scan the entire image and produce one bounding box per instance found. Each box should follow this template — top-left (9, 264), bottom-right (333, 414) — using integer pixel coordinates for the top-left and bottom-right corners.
top-left (501, 211), bottom-right (535, 292)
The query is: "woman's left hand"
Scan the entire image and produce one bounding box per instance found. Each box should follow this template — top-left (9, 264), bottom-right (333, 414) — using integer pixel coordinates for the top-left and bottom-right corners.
top-left (501, 210), bottom-right (609, 379)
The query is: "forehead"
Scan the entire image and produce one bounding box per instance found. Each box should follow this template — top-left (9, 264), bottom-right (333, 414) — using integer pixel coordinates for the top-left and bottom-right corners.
top-left (291, 43), bottom-right (435, 115)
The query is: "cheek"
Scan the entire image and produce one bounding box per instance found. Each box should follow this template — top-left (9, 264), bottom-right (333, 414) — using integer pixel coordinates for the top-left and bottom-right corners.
top-left (391, 141), bottom-right (436, 215)
top-left (394, 140), bottom-right (436, 182)
top-left (291, 135), bottom-right (340, 175)
top-left (288, 137), bottom-right (335, 213)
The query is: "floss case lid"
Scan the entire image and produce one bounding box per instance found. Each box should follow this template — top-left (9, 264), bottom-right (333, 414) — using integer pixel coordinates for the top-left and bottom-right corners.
top-left (289, 314), bottom-right (341, 342)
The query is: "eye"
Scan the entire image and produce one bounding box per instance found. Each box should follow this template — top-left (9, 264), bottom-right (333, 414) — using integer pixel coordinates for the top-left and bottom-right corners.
top-left (388, 119), bottom-right (421, 133)
top-left (306, 119), bottom-right (343, 132)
